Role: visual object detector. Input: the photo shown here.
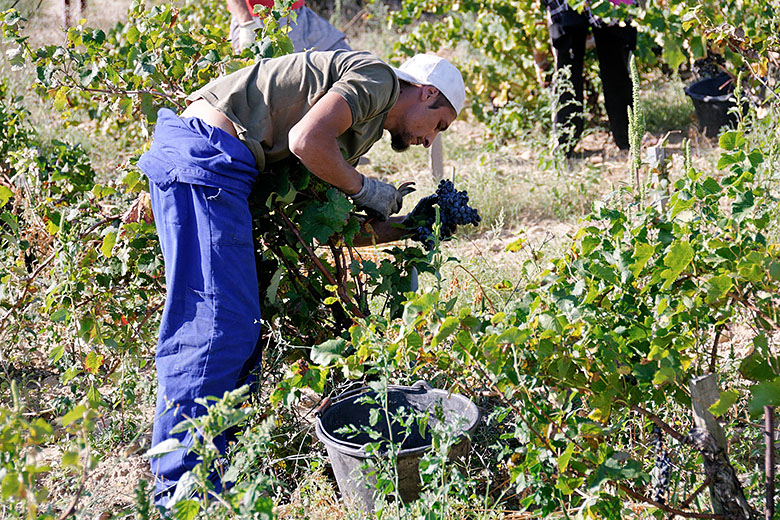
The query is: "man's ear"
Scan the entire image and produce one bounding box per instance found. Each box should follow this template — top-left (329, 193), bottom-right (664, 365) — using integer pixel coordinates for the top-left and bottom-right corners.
top-left (420, 85), bottom-right (440, 102)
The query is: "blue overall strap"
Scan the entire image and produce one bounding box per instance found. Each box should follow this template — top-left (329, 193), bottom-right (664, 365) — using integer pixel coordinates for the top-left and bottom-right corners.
top-left (139, 109), bottom-right (261, 502)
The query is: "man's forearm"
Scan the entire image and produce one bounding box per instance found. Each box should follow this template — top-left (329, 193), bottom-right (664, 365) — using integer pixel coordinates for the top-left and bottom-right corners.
top-left (226, 0), bottom-right (253, 24)
top-left (353, 216), bottom-right (409, 247)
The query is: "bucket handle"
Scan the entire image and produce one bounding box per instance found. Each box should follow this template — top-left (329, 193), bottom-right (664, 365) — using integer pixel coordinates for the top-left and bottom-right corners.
top-left (315, 381), bottom-right (433, 417)
top-left (411, 380), bottom-right (433, 391)
top-left (315, 385), bottom-right (370, 417)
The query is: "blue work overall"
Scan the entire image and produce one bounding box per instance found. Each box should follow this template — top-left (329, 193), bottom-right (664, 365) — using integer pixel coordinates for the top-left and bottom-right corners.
top-left (138, 108), bottom-right (261, 501)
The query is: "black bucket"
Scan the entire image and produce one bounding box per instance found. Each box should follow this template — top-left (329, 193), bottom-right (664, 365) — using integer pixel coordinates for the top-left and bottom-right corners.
top-left (684, 72), bottom-right (741, 138)
top-left (314, 380), bottom-right (481, 512)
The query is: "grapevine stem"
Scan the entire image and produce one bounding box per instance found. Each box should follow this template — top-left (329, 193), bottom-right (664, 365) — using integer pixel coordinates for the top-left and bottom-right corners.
top-left (453, 264), bottom-right (496, 312)
top-left (275, 204), bottom-right (365, 318)
top-left (630, 404), bottom-right (687, 443)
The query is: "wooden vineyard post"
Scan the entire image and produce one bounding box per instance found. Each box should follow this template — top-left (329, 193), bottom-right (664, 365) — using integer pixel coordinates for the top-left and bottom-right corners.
top-left (62, 0), bottom-right (86, 27)
top-left (766, 406), bottom-right (776, 520)
top-left (689, 374), bottom-right (758, 519)
top-left (430, 134), bottom-right (443, 183)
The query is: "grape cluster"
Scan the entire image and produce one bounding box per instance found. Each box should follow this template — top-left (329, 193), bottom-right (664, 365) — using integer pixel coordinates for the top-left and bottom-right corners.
top-left (693, 53), bottom-right (726, 79)
top-left (414, 179), bottom-right (481, 250)
top-left (650, 426), bottom-right (673, 504)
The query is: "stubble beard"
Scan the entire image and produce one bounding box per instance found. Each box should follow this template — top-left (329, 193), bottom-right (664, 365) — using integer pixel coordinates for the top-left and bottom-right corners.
top-left (390, 131), bottom-right (410, 152)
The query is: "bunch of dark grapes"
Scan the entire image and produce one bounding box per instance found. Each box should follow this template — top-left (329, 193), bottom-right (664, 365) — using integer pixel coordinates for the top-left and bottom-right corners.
top-left (650, 426), bottom-right (673, 504)
top-left (415, 179), bottom-right (481, 250)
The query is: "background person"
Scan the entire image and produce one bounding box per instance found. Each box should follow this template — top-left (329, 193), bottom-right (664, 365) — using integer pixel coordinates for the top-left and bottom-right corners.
top-left (137, 50), bottom-right (465, 507)
top-left (544, 0), bottom-right (637, 153)
top-left (226, 0), bottom-right (351, 53)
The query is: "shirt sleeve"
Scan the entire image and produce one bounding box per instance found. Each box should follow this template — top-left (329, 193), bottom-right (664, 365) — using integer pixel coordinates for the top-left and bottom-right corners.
top-left (329, 61), bottom-right (398, 126)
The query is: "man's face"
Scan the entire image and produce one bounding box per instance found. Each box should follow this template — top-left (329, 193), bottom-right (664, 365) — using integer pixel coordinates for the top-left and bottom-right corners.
top-left (390, 86), bottom-right (457, 152)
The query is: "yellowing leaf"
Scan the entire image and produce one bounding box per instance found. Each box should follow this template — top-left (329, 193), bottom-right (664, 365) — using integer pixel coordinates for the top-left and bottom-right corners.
top-left (101, 231), bottom-right (117, 258)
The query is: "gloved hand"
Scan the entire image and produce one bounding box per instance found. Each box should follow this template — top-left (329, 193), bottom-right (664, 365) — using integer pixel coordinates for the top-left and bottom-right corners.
top-left (236, 18), bottom-right (262, 51)
top-left (403, 194), bottom-right (455, 244)
top-left (350, 175), bottom-right (415, 221)
top-left (402, 194), bottom-right (437, 228)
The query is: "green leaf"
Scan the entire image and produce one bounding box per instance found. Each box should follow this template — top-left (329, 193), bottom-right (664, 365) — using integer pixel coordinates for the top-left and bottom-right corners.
top-left (717, 152), bottom-right (745, 170)
top-left (768, 261), bottom-right (780, 281)
top-left (369, 407), bottom-right (380, 427)
top-left (101, 231), bottom-right (117, 258)
top-left (748, 378), bottom-right (780, 416)
top-left (719, 131), bottom-right (746, 151)
top-left (709, 389), bottom-right (739, 416)
top-left (706, 274), bottom-right (732, 304)
top-left (732, 190), bottom-right (755, 221)
top-left (298, 188), bottom-right (351, 244)
top-left (505, 235), bottom-right (525, 252)
top-left (590, 457), bottom-right (644, 491)
top-left (61, 405), bottom-right (87, 426)
top-left (2, 471), bottom-right (21, 499)
top-left (653, 366), bottom-right (676, 385)
top-left (145, 438), bottom-right (187, 458)
top-left (739, 351), bottom-right (777, 382)
top-left (660, 241), bottom-right (693, 289)
top-left (662, 34), bottom-right (686, 72)
top-left (310, 338), bottom-right (346, 366)
top-left (629, 242), bottom-right (654, 278)
top-left (558, 442), bottom-right (575, 473)
top-left (172, 499), bottom-right (200, 520)
top-left (61, 450), bottom-right (80, 467)
top-left (50, 308), bottom-right (69, 322)
top-left (126, 25), bottom-right (141, 44)
top-left (433, 316), bottom-right (459, 346)
top-left (0, 186), bottom-right (12, 208)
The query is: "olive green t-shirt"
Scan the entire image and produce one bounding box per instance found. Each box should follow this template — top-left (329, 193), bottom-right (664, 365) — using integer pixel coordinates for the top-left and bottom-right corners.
top-left (187, 50), bottom-right (399, 171)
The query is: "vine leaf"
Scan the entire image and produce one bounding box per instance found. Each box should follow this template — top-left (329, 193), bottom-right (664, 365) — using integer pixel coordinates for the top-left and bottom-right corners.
top-left (705, 273), bottom-right (733, 303)
top-left (311, 338), bottom-right (346, 366)
top-left (748, 377), bottom-right (780, 416)
top-left (629, 242), bottom-right (654, 278)
top-left (0, 186), bottom-right (12, 208)
top-left (660, 240), bottom-right (693, 289)
top-left (299, 188), bottom-right (352, 244)
top-left (708, 389), bottom-right (739, 416)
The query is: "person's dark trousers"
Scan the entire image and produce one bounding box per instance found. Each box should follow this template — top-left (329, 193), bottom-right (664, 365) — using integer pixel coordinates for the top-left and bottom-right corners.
top-left (550, 19), bottom-right (636, 150)
top-left (551, 23), bottom-right (588, 151)
top-left (593, 23), bottom-right (637, 150)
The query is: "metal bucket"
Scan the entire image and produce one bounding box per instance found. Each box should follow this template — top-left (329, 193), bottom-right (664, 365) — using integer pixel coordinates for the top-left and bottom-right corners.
top-left (314, 381), bottom-right (481, 512)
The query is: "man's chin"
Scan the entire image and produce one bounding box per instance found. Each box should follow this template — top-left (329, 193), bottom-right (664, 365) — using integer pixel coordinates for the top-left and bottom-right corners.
top-left (390, 134), bottom-right (410, 152)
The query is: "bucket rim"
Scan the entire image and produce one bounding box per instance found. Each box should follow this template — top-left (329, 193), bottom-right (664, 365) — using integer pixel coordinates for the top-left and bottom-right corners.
top-left (314, 381), bottom-right (480, 458)
top-left (683, 72), bottom-right (736, 103)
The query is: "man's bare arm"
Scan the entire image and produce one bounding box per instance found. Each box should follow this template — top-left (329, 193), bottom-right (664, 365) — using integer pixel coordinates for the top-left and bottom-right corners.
top-left (353, 216), bottom-right (410, 247)
top-left (288, 92), bottom-right (364, 195)
top-left (226, 0), bottom-right (253, 24)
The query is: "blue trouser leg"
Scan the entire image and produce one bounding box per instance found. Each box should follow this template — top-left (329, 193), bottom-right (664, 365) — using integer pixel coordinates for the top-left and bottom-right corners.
top-left (148, 180), bottom-right (261, 498)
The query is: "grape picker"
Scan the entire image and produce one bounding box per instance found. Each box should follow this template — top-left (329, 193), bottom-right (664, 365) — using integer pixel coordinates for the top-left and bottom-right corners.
top-left (138, 50), bottom-right (465, 506)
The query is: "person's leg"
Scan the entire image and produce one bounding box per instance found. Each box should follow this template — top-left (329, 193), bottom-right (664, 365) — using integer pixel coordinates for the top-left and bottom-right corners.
top-left (288, 5), bottom-right (349, 52)
top-left (148, 181), bottom-right (261, 503)
top-left (551, 23), bottom-right (587, 152)
top-left (593, 23), bottom-right (637, 150)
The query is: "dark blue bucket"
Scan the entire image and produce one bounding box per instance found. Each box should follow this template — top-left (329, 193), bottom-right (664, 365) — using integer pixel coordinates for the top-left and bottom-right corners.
top-left (684, 72), bottom-right (742, 138)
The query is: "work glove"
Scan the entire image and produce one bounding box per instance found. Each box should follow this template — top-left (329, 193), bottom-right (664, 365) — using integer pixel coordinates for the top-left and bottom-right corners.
top-left (236, 18), bottom-right (261, 52)
top-left (350, 175), bottom-right (415, 221)
top-left (403, 194), bottom-right (455, 244)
